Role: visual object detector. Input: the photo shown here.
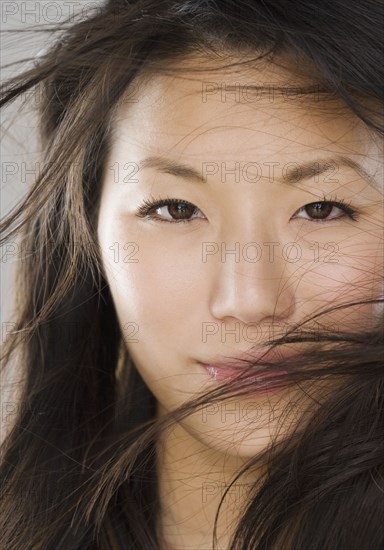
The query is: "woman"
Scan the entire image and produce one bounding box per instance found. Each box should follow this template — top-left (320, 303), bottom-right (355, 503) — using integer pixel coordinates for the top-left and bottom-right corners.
top-left (1, 1), bottom-right (383, 548)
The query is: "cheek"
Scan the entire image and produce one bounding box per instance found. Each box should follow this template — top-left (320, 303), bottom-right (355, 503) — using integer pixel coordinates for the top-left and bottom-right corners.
top-left (102, 256), bottom-right (182, 402)
top-left (97, 218), bottom-right (207, 385)
top-left (295, 237), bottom-right (383, 330)
top-left (105, 238), bottom-right (203, 332)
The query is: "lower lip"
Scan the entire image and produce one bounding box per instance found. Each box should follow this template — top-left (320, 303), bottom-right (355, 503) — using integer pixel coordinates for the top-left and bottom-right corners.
top-left (200, 364), bottom-right (290, 396)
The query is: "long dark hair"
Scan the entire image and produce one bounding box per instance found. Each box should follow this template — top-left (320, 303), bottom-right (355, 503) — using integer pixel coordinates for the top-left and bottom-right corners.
top-left (1, 1), bottom-right (383, 548)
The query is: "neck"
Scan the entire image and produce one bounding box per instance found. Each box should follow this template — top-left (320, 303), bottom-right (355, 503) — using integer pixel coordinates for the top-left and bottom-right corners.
top-left (156, 421), bottom-right (265, 550)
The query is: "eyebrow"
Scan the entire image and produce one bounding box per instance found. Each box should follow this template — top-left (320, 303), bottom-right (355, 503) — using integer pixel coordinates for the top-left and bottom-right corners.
top-left (138, 155), bottom-right (375, 187)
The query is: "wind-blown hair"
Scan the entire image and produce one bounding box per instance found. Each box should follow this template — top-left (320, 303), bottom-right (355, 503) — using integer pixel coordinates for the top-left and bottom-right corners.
top-left (1, 1), bottom-right (383, 548)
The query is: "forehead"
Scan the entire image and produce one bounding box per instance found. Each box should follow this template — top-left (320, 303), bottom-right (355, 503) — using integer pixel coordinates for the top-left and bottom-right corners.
top-left (109, 58), bottom-right (383, 189)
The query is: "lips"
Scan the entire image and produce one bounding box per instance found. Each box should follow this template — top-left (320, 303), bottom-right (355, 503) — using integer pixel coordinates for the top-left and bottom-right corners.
top-left (201, 365), bottom-right (289, 383)
top-left (199, 362), bottom-right (291, 396)
top-left (198, 347), bottom-right (298, 393)
top-left (199, 346), bottom-right (299, 372)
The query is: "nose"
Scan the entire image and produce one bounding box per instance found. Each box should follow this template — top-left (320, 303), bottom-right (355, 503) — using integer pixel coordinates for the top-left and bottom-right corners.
top-left (208, 241), bottom-right (296, 326)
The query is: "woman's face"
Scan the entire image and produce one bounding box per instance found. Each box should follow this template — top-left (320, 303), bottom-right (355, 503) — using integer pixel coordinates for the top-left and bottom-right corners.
top-left (97, 58), bottom-right (383, 457)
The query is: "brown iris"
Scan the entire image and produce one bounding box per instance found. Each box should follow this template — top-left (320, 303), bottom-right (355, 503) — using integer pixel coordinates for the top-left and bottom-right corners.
top-left (166, 202), bottom-right (196, 220)
top-left (305, 202), bottom-right (334, 220)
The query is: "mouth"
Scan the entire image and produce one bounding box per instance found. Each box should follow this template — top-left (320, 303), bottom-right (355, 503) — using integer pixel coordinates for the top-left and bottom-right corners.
top-left (198, 363), bottom-right (291, 396)
top-left (198, 347), bottom-right (298, 395)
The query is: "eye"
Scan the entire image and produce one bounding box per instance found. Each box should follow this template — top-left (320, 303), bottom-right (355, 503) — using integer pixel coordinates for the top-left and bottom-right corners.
top-left (292, 198), bottom-right (358, 222)
top-left (135, 196), bottom-right (205, 223)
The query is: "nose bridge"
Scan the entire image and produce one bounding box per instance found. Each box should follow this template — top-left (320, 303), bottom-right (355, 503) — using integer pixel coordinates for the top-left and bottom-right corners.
top-left (208, 236), bottom-right (296, 324)
top-left (219, 240), bottom-right (283, 266)
top-left (220, 213), bottom-right (288, 277)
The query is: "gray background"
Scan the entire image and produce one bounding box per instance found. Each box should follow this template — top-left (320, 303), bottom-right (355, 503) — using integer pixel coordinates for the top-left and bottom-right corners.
top-left (1, 1), bottom-right (105, 327)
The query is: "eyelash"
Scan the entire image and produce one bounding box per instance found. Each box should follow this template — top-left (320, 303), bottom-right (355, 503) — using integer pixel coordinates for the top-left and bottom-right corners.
top-left (135, 194), bottom-right (359, 224)
top-left (294, 194), bottom-right (359, 222)
top-left (136, 195), bottom-right (203, 224)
